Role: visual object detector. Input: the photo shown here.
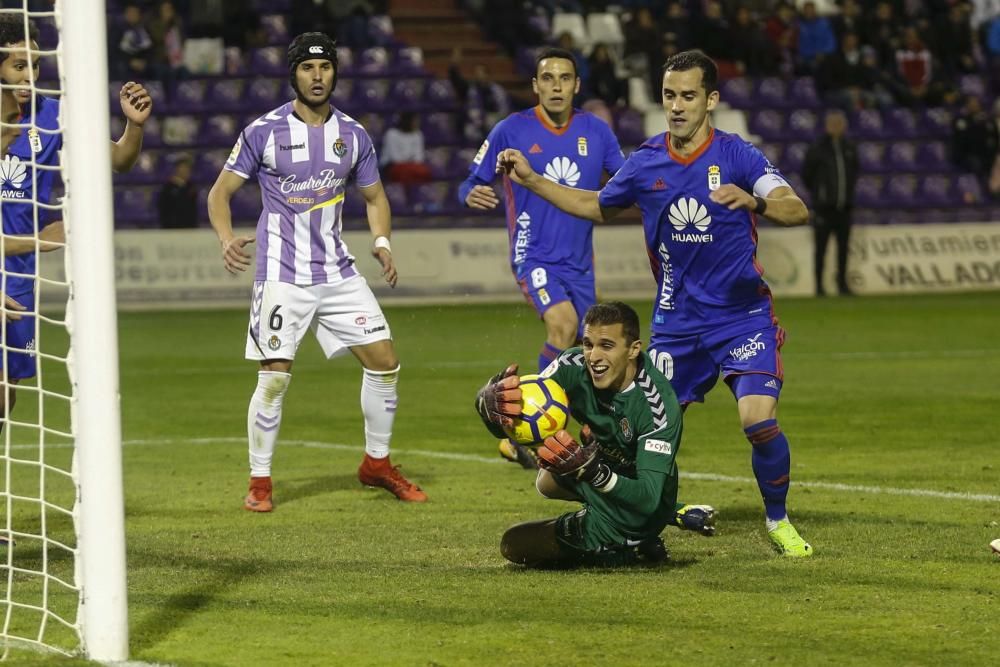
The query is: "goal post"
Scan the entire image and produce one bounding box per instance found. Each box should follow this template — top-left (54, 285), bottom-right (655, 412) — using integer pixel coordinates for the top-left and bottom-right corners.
top-left (59, 0), bottom-right (128, 661)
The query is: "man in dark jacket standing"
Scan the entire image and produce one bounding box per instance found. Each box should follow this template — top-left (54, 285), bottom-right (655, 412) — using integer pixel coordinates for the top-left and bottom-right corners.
top-left (803, 110), bottom-right (859, 296)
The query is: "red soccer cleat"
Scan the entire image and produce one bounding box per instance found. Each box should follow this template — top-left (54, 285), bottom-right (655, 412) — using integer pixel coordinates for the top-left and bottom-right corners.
top-left (244, 476), bottom-right (273, 512)
top-left (358, 454), bottom-right (427, 502)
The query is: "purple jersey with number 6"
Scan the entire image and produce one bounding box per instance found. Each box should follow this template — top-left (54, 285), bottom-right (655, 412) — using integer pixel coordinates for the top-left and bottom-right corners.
top-left (225, 102), bottom-right (380, 285)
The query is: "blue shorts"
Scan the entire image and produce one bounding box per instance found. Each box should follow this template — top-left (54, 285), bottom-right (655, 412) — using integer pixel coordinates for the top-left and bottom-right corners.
top-left (516, 264), bottom-right (595, 339)
top-left (1, 291), bottom-right (37, 380)
top-left (648, 323), bottom-right (785, 405)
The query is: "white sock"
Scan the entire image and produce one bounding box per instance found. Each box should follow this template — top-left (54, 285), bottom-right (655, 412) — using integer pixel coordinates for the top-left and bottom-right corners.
top-left (766, 515), bottom-right (788, 532)
top-left (361, 365), bottom-right (399, 459)
top-left (247, 370), bottom-right (291, 477)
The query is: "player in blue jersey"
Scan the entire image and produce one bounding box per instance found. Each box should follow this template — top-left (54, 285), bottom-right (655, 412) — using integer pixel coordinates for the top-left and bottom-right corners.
top-left (497, 50), bottom-right (814, 557)
top-left (458, 47), bottom-right (625, 469)
top-left (0, 12), bottom-right (151, 432)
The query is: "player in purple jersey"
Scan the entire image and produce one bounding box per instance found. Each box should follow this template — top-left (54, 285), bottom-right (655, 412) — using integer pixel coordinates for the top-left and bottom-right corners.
top-left (458, 48), bottom-right (625, 469)
top-left (497, 51), bottom-right (814, 557)
top-left (207, 32), bottom-right (426, 510)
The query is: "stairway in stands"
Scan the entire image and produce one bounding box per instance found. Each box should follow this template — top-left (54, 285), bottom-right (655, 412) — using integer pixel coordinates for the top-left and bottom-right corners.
top-left (389, 0), bottom-right (533, 104)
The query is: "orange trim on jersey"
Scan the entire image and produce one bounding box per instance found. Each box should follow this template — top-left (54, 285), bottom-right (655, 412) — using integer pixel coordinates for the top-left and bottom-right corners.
top-left (533, 106), bottom-right (574, 136)
top-left (665, 128), bottom-right (715, 165)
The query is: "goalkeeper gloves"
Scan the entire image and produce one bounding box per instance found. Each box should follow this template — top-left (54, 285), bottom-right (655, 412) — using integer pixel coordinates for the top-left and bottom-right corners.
top-left (474, 363), bottom-right (521, 439)
top-left (537, 430), bottom-right (616, 492)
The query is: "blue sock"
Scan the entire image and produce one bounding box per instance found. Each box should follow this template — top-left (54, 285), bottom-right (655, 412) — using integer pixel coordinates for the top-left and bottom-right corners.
top-left (538, 342), bottom-right (562, 373)
top-left (744, 419), bottom-right (790, 521)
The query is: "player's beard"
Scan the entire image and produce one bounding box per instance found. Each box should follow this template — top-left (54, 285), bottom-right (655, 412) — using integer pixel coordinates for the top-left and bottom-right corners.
top-left (294, 85), bottom-right (333, 109)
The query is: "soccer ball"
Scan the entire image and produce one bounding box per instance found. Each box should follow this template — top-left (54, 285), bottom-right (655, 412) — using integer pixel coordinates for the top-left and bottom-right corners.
top-left (504, 374), bottom-right (570, 446)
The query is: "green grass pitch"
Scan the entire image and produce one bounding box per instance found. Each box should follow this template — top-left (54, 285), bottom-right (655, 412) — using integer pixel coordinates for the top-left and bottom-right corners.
top-left (2, 292), bottom-right (999, 665)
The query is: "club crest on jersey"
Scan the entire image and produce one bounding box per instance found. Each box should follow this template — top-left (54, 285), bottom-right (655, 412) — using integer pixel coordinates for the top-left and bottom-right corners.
top-left (577, 137), bottom-right (588, 156)
top-left (27, 128), bottom-right (42, 154)
top-left (267, 335), bottom-right (281, 351)
top-left (333, 137), bottom-right (347, 157)
top-left (619, 417), bottom-right (632, 441)
top-left (707, 165), bottom-right (721, 191)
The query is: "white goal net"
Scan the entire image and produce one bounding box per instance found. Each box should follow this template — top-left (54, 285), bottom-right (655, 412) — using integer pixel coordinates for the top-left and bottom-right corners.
top-left (0, 0), bottom-right (126, 661)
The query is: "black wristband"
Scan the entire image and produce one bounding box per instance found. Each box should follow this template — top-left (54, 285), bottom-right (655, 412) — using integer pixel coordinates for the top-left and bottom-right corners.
top-left (753, 196), bottom-right (767, 215)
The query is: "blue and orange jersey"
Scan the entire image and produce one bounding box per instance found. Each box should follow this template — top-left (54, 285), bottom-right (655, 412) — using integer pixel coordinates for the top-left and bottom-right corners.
top-left (459, 107), bottom-right (624, 276)
top-left (598, 129), bottom-right (791, 336)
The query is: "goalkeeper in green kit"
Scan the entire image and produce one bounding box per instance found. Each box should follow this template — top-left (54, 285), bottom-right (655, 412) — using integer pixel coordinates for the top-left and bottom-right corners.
top-left (476, 302), bottom-right (715, 567)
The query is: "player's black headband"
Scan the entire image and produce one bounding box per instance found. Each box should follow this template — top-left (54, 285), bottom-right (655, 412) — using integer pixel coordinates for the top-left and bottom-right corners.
top-left (287, 32), bottom-right (338, 74)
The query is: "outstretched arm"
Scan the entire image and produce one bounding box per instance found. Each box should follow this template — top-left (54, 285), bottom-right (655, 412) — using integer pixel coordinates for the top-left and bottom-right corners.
top-left (710, 184), bottom-right (809, 227)
top-left (110, 82), bottom-right (152, 173)
top-left (496, 148), bottom-right (626, 224)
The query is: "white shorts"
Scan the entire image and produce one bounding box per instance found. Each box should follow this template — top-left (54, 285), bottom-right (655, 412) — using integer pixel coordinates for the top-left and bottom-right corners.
top-left (245, 276), bottom-right (392, 361)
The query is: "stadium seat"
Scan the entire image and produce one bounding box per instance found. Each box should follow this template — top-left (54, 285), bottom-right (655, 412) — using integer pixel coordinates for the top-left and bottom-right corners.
top-left (411, 182), bottom-right (454, 214)
top-left (249, 47), bottom-right (286, 76)
top-left (789, 77), bottom-right (820, 109)
top-left (921, 108), bottom-right (952, 138)
top-left (172, 79), bottom-right (208, 113)
top-left (358, 47), bottom-right (390, 76)
top-left (852, 109), bottom-right (884, 139)
top-left (719, 78), bottom-right (754, 109)
top-left (206, 79), bottom-right (246, 113)
top-left (858, 142), bottom-right (886, 173)
top-left (959, 74), bottom-right (987, 100)
top-left (884, 108), bottom-right (920, 139)
top-left (449, 147), bottom-right (477, 177)
top-left (368, 15), bottom-right (395, 47)
top-left (884, 175), bottom-right (918, 206)
top-left (114, 186), bottom-right (157, 227)
top-left (919, 174), bottom-right (954, 206)
top-left (614, 108), bottom-right (646, 146)
top-left (759, 142), bottom-right (783, 166)
top-left (161, 115), bottom-right (201, 147)
top-left (955, 173), bottom-right (984, 204)
top-left (396, 46), bottom-right (425, 74)
top-left (551, 13), bottom-right (588, 50)
top-left (786, 109), bottom-right (818, 140)
top-left (231, 183), bottom-right (261, 220)
top-left (425, 147), bottom-right (453, 179)
top-left (748, 110), bottom-right (785, 141)
top-left (114, 150), bottom-right (160, 185)
top-left (853, 175), bottom-right (884, 208)
top-left (192, 150), bottom-right (229, 183)
top-left (917, 141), bottom-right (949, 168)
top-left (383, 182), bottom-right (409, 215)
top-left (351, 79), bottom-right (391, 112)
top-left (424, 79), bottom-right (458, 109)
top-left (887, 141), bottom-right (919, 173)
top-left (201, 115), bottom-right (239, 148)
top-left (755, 77), bottom-right (788, 109)
top-left (388, 79), bottom-right (426, 111)
top-left (422, 112), bottom-right (459, 146)
top-left (586, 13), bottom-right (624, 52)
top-left (260, 14), bottom-right (289, 45)
top-left (337, 47), bottom-right (355, 76)
top-left (244, 78), bottom-right (285, 111)
top-left (332, 79), bottom-right (355, 109)
top-left (781, 142), bottom-right (808, 172)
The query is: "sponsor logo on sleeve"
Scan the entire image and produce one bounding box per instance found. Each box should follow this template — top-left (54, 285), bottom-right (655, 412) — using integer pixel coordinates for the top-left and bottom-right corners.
top-left (227, 136), bottom-right (242, 165)
top-left (473, 139), bottom-right (489, 165)
top-left (644, 439), bottom-right (672, 455)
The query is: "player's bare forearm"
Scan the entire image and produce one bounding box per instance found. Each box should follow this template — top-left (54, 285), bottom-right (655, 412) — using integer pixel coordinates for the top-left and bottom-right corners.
top-left (760, 191), bottom-right (809, 227)
top-left (110, 120), bottom-right (145, 173)
top-left (525, 175), bottom-right (606, 223)
top-left (360, 181), bottom-right (392, 239)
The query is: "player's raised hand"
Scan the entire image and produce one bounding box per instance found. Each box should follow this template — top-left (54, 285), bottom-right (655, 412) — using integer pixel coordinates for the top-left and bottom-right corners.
top-left (496, 148), bottom-right (536, 186)
top-left (709, 184), bottom-right (755, 211)
top-left (373, 246), bottom-right (398, 288)
top-left (120, 82), bottom-right (152, 126)
top-left (475, 363), bottom-right (522, 429)
top-left (221, 235), bottom-right (255, 274)
top-left (464, 184), bottom-right (499, 210)
top-left (3, 294), bottom-right (25, 322)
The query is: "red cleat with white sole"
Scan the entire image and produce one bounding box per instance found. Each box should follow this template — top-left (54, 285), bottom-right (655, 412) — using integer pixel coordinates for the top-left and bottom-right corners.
top-left (358, 454), bottom-right (427, 502)
top-left (244, 476), bottom-right (273, 512)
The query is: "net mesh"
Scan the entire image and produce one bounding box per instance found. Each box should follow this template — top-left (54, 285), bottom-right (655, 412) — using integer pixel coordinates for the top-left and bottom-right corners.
top-left (0, 1), bottom-right (81, 658)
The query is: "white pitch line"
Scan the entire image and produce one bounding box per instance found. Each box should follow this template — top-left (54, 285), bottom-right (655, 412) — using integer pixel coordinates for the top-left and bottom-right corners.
top-left (4, 437), bottom-right (998, 504)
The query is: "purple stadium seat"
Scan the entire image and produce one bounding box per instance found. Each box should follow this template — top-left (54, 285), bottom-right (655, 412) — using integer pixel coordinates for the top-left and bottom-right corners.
top-left (249, 47), bottom-right (287, 76)
top-left (781, 142), bottom-right (808, 172)
top-left (852, 109), bottom-right (884, 139)
top-left (615, 108), bottom-right (645, 146)
top-left (425, 147), bottom-right (452, 179)
top-left (787, 109), bottom-right (818, 140)
top-left (884, 108), bottom-right (919, 139)
top-left (172, 79), bottom-right (208, 113)
top-left (789, 77), bottom-right (820, 109)
top-left (748, 110), bottom-right (785, 141)
top-left (720, 78), bottom-right (753, 108)
top-left (425, 79), bottom-right (458, 109)
top-left (336, 47), bottom-right (355, 76)
top-left (260, 14), bottom-right (289, 45)
top-left (161, 115), bottom-right (201, 147)
top-left (192, 150), bottom-right (229, 183)
top-left (396, 47), bottom-right (425, 74)
top-left (955, 174), bottom-right (984, 204)
top-left (887, 141), bottom-right (919, 172)
top-left (244, 78), bottom-right (285, 110)
top-left (410, 182), bottom-right (452, 214)
top-left (755, 77), bottom-right (788, 108)
top-left (759, 142), bottom-right (783, 166)
top-left (450, 147), bottom-right (476, 177)
top-left (206, 79), bottom-right (247, 113)
top-left (922, 108), bottom-right (952, 138)
top-left (884, 175), bottom-right (918, 206)
top-left (201, 115), bottom-right (239, 147)
top-left (383, 182), bottom-right (408, 214)
top-left (917, 141), bottom-right (949, 168)
top-left (919, 174), bottom-right (953, 206)
top-left (359, 113), bottom-right (385, 143)
top-left (115, 187), bottom-right (157, 226)
top-left (114, 150), bottom-right (160, 185)
top-left (423, 112), bottom-right (459, 146)
top-left (516, 47), bottom-right (541, 76)
top-left (858, 142), bottom-right (886, 173)
top-left (388, 79), bottom-right (425, 111)
top-left (332, 79), bottom-right (355, 108)
top-left (959, 74), bottom-right (986, 99)
top-left (358, 47), bottom-right (390, 76)
top-left (368, 15), bottom-right (395, 47)
top-left (352, 79), bottom-right (390, 111)
top-left (853, 175), bottom-right (884, 208)
top-left (231, 184), bottom-right (261, 220)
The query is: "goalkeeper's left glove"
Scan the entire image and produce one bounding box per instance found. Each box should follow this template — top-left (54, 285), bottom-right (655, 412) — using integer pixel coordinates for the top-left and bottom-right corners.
top-left (474, 363), bottom-right (521, 439)
top-left (537, 429), bottom-right (616, 492)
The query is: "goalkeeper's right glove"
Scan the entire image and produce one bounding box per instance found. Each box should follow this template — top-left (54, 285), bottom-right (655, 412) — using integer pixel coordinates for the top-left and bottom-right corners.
top-left (474, 363), bottom-right (521, 439)
top-left (537, 430), bottom-right (616, 492)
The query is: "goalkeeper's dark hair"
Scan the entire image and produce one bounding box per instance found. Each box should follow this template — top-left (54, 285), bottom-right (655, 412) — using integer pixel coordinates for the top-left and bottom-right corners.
top-left (534, 47), bottom-right (577, 78)
top-left (662, 49), bottom-right (718, 94)
top-left (583, 302), bottom-right (641, 345)
top-left (0, 12), bottom-right (39, 63)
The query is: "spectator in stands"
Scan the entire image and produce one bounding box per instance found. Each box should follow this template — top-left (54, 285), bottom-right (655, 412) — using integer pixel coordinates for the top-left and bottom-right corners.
top-left (816, 32), bottom-right (873, 110)
top-left (148, 1), bottom-right (186, 95)
top-left (661, 1), bottom-right (694, 52)
top-left (158, 154), bottom-right (198, 229)
top-left (830, 0), bottom-right (863, 41)
top-left (858, 45), bottom-right (906, 108)
top-left (764, 2), bottom-right (798, 77)
top-left (934, 2), bottom-right (978, 77)
top-left (802, 110), bottom-right (859, 297)
top-left (449, 52), bottom-right (508, 142)
top-left (728, 6), bottom-right (775, 76)
top-left (894, 25), bottom-right (956, 106)
top-left (555, 32), bottom-right (590, 101)
top-left (862, 2), bottom-right (902, 69)
top-left (480, 0), bottom-right (544, 56)
top-left (380, 112), bottom-right (432, 187)
top-left (290, 0), bottom-right (376, 51)
top-left (623, 8), bottom-right (662, 100)
top-left (796, 1), bottom-right (836, 72)
top-left (694, 1), bottom-right (731, 65)
top-left (587, 43), bottom-right (625, 108)
top-left (114, 3), bottom-right (154, 79)
top-left (951, 95), bottom-right (998, 181)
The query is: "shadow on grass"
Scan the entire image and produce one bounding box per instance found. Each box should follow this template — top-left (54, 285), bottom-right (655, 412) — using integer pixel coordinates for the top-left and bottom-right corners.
top-left (277, 473), bottom-right (360, 506)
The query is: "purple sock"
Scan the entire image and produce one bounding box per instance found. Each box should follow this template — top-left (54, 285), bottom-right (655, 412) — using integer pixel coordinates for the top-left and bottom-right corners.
top-left (745, 419), bottom-right (790, 521)
top-left (538, 342), bottom-right (562, 372)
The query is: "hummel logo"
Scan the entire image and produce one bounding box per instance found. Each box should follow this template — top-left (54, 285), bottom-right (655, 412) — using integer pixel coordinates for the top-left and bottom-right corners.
top-left (765, 379), bottom-right (778, 389)
top-left (529, 143), bottom-right (543, 154)
top-left (653, 177), bottom-right (666, 191)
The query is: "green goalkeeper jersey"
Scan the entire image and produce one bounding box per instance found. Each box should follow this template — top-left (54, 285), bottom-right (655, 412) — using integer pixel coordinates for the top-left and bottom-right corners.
top-left (544, 348), bottom-right (683, 543)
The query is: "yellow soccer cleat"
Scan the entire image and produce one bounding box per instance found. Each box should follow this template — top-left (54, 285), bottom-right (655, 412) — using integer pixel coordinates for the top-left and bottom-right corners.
top-left (498, 438), bottom-right (538, 470)
top-left (768, 519), bottom-right (813, 557)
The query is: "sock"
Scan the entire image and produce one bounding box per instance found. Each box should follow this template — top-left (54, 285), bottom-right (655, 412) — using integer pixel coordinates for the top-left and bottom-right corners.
top-left (247, 371), bottom-right (291, 477)
top-left (538, 342), bottom-right (563, 373)
top-left (744, 419), bottom-right (791, 522)
top-left (361, 365), bottom-right (399, 459)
